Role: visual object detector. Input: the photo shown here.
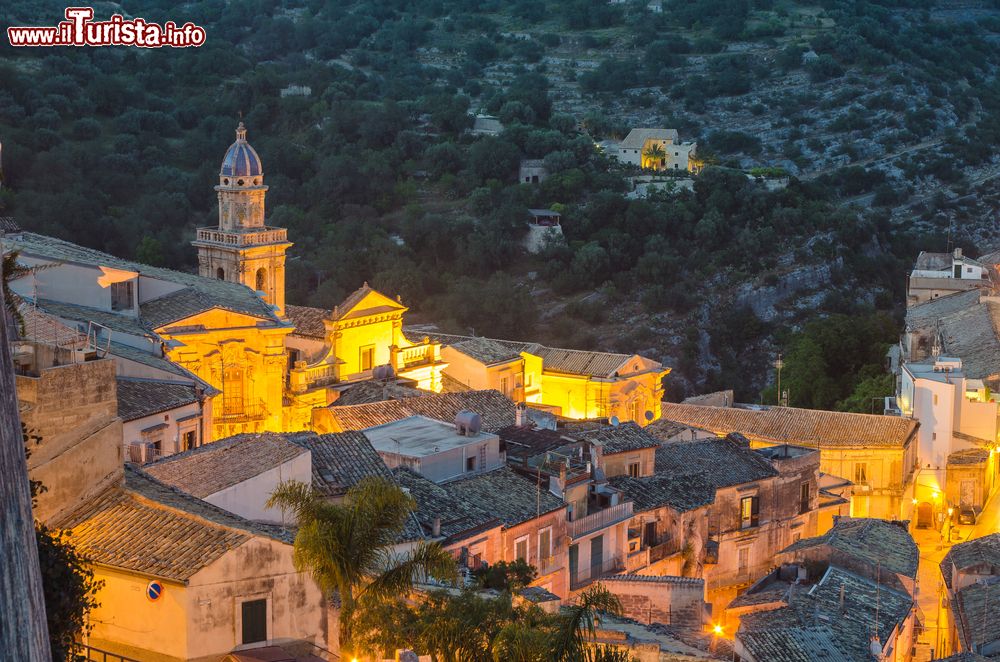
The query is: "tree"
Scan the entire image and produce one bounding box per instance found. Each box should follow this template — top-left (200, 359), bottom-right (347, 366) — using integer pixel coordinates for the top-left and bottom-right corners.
top-left (641, 143), bottom-right (666, 169)
top-left (266, 477), bottom-right (457, 656)
top-left (2, 249), bottom-right (31, 335)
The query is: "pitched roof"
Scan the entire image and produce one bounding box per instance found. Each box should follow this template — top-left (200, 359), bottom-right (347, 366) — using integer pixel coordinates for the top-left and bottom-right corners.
top-left (654, 434), bottom-right (778, 488)
top-left (948, 448), bottom-right (990, 466)
top-left (10, 232), bottom-right (278, 326)
top-left (143, 433), bottom-right (309, 498)
top-left (577, 422), bottom-right (660, 454)
top-left (332, 283), bottom-right (405, 321)
top-left (620, 128), bottom-right (680, 149)
top-left (393, 465), bottom-right (564, 540)
top-left (781, 517), bottom-right (918, 579)
top-left (607, 472), bottom-right (715, 513)
top-left (446, 336), bottom-right (522, 365)
top-left (937, 300), bottom-right (1000, 380)
top-left (36, 298), bottom-right (148, 336)
top-left (416, 330), bottom-right (647, 378)
top-left (327, 389), bottom-right (517, 433)
top-left (285, 304), bottom-right (328, 339)
top-left (951, 580), bottom-right (1000, 652)
top-left (58, 466), bottom-right (292, 582)
top-left (658, 403), bottom-right (918, 449)
top-left (905, 289), bottom-right (982, 331)
top-left (140, 287), bottom-right (274, 329)
top-left (330, 380), bottom-right (427, 406)
top-left (499, 425), bottom-right (580, 463)
top-left (941, 533), bottom-right (1000, 589)
top-left (116, 378), bottom-right (200, 421)
top-left (292, 431), bottom-right (394, 498)
top-left (738, 566), bottom-right (913, 662)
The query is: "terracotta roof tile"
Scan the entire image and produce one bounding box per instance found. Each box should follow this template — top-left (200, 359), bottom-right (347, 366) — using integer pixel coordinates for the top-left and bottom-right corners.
top-left (654, 434), bottom-right (778, 488)
top-left (658, 403), bottom-right (918, 449)
top-left (143, 433), bottom-right (309, 498)
top-left (285, 304), bottom-right (328, 339)
top-left (607, 473), bottom-right (715, 513)
top-left (292, 431), bottom-right (393, 498)
top-left (780, 517), bottom-right (918, 579)
top-left (58, 466), bottom-right (292, 582)
top-left (577, 422), bottom-right (660, 454)
top-left (116, 378), bottom-right (200, 421)
top-left (328, 389), bottom-right (517, 433)
top-left (941, 533), bottom-right (1000, 589)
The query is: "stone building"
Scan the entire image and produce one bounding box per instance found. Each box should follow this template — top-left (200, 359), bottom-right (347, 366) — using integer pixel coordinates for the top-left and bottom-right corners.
top-left (424, 331), bottom-right (668, 425)
top-left (659, 402), bottom-right (919, 520)
top-left (55, 466), bottom-right (330, 661)
top-left (940, 534), bottom-right (1000, 657)
top-left (652, 434), bottom-right (823, 617)
top-left (610, 129), bottom-right (699, 172)
top-left (906, 249), bottom-right (991, 306)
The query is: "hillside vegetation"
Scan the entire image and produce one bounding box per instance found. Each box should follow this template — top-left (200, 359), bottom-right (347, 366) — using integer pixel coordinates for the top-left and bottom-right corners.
top-left (2, 0), bottom-right (999, 403)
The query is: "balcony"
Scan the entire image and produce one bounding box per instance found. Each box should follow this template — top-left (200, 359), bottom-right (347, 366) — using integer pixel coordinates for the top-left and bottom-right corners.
top-left (567, 502), bottom-right (633, 540)
top-left (194, 226), bottom-right (288, 247)
top-left (570, 553), bottom-right (624, 591)
top-left (215, 398), bottom-right (268, 423)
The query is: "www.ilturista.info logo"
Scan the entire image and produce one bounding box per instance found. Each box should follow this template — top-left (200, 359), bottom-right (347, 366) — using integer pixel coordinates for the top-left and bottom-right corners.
top-left (7, 7), bottom-right (206, 48)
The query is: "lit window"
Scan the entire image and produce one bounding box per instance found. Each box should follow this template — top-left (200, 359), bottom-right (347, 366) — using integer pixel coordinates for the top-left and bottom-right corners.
top-left (854, 463), bottom-right (868, 484)
top-left (740, 496), bottom-right (759, 529)
top-left (360, 345), bottom-right (375, 372)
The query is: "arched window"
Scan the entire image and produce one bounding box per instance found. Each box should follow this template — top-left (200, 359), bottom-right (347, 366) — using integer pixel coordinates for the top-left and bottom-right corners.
top-left (216, 267), bottom-right (225, 280)
top-left (255, 267), bottom-right (267, 293)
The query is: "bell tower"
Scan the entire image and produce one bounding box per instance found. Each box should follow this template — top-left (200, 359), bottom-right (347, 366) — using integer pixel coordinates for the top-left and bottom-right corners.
top-left (192, 122), bottom-right (291, 316)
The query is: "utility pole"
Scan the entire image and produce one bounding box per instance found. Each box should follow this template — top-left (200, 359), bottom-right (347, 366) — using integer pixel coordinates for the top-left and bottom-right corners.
top-left (774, 353), bottom-right (784, 407)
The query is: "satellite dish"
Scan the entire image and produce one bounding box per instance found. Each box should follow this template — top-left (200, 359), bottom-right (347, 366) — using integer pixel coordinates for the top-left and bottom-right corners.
top-left (610, 416), bottom-right (620, 427)
top-left (645, 410), bottom-right (655, 422)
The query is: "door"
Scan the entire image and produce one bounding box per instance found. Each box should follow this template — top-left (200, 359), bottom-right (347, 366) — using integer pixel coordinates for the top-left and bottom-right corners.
top-left (644, 521), bottom-right (657, 547)
top-left (961, 480), bottom-right (976, 506)
top-left (569, 544), bottom-right (578, 585)
top-left (590, 535), bottom-right (604, 579)
top-left (917, 502), bottom-right (933, 528)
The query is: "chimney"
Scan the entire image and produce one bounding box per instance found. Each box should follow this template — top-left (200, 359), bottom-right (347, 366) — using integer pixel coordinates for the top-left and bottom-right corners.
top-left (515, 403), bottom-right (528, 427)
top-left (954, 247), bottom-right (963, 259)
top-left (432, 517), bottom-right (441, 537)
top-left (838, 583), bottom-right (845, 613)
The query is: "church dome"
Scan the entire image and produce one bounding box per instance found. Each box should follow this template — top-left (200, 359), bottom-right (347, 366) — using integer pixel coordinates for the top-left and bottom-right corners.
top-left (220, 122), bottom-right (262, 178)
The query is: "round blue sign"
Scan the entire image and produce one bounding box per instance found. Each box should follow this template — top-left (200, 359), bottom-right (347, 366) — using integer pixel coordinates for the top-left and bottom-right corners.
top-left (146, 580), bottom-right (163, 602)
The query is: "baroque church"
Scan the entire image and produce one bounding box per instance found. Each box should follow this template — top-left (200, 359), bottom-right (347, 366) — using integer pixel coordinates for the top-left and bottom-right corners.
top-left (7, 123), bottom-right (666, 454)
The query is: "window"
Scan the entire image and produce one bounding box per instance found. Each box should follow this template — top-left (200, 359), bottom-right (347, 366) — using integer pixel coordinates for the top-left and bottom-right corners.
top-left (538, 527), bottom-right (552, 564)
top-left (110, 280), bottom-right (134, 311)
top-left (466, 456), bottom-right (476, 473)
top-left (500, 377), bottom-right (509, 396)
top-left (854, 463), bottom-right (868, 485)
top-left (737, 547), bottom-right (750, 572)
top-left (933, 394), bottom-right (939, 405)
top-left (800, 482), bottom-right (810, 514)
top-left (181, 430), bottom-right (196, 452)
top-left (740, 496), bottom-right (759, 529)
top-left (360, 345), bottom-right (375, 372)
top-left (515, 536), bottom-right (528, 561)
top-left (628, 462), bottom-right (641, 478)
top-left (241, 598), bottom-right (267, 644)
top-left (255, 267), bottom-right (267, 293)
top-left (222, 365), bottom-right (245, 415)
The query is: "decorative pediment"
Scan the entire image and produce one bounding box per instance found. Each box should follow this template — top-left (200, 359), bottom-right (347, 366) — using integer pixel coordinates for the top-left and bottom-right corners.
top-left (331, 283), bottom-right (407, 323)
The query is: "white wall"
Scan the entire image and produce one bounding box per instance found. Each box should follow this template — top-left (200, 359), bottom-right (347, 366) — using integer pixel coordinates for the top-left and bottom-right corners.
top-left (205, 452), bottom-right (312, 524)
top-left (122, 400), bottom-right (203, 456)
top-left (912, 376), bottom-right (955, 471)
top-left (379, 437), bottom-right (503, 484)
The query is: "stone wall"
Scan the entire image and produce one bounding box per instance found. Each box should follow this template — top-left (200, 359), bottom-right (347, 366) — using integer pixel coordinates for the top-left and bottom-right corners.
top-left (598, 575), bottom-right (705, 629)
top-left (19, 358), bottom-right (123, 524)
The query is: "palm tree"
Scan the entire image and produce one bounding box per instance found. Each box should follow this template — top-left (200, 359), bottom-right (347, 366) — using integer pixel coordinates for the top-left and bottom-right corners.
top-left (550, 585), bottom-right (625, 661)
top-left (2, 249), bottom-right (31, 336)
top-left (267, 477), bottom-right (457, 658)
top-left (641, 143), bottom-right (667, 170)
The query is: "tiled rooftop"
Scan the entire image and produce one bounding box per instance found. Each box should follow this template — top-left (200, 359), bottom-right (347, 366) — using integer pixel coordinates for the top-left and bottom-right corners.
top-left (10, 232), bottom-right (278, 326)
top-left (393, 465), bottom-right (564, 541)
top-left (416, 330), bottom-right (645, 378)
top-left (658, 403), bottom-right (918, 449)
top-left (905, 289), bottom-right (982, 331)
top-left (948, 448), bottom-right (990, 466)
top-left (952, 580), bottom-right (1000, 652)
top-left (116, 377), bottom-right (200, 422)
top-left (143, 433), bottom-right (309, 498)
top-left (331, 380), bottom-right (426, 406)
top-left (941, 533), bottom-right (1000, 589)
top-left (285, 304), bottom-right (327, 339)
top-left (293, 431), bottom-right (394, 498)
top-left (937, 300), bottom-right (1000, 380)
top-left (607, 472), bottom-right (715, 513)
top-left (577, 422), bottom-right (661, 454)
top-left (57, 466), bottom-right (292, 582)
top-left (327, 389), bottom-right (517, 433)
top-left (780, 517), bottom-right (918, 579)
top-left (654, 434), bottom-right (778, 488)
top-left (499, 425), bottom-right (580, 464)
top-left (738, 566), bottom-right (912, 662)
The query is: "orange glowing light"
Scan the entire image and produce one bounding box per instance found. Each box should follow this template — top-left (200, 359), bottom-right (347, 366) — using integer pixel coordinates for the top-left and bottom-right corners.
top-left (714, 624), bottom-right (724, 635)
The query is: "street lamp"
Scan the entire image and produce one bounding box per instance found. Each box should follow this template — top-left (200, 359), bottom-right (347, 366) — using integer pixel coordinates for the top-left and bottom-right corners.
top-left (774, 354), bottom-right (784, 406)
